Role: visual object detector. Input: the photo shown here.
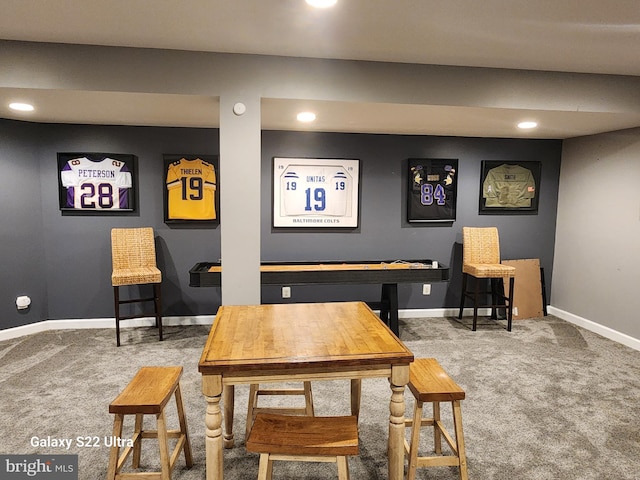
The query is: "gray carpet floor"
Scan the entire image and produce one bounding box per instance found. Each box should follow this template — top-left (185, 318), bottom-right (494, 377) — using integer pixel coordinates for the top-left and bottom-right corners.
top-left (0, 314), bottom-right (639, 479)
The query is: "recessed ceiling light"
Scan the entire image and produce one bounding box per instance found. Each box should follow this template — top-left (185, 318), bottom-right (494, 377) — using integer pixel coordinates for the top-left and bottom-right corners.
top-left (517, 121), bottom-right (538, 129)
top-left (306, 0), bottom-right (337, 8)
top-left (9, 102), bottom-right (34, 112)
top-left (297, 111), bottom-right (316, 122)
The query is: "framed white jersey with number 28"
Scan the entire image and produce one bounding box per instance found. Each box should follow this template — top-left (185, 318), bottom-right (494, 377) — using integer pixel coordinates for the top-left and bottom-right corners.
top-left (273, 158), bottom-right (360, 227)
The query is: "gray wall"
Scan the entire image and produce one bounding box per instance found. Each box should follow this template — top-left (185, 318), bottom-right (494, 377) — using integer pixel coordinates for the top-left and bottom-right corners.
top-left (1, 39), bottom-right (638, 329)
top-left (0, 120), bottom-right (48, 328)
top-left (0, 119), bottom-right (222, 328)
top-left (553, 127), bottom-right (640, 340)
top-left (0, 118), bottom-right (564, 329)
top-left (260, 131), bottom-right (561, 307)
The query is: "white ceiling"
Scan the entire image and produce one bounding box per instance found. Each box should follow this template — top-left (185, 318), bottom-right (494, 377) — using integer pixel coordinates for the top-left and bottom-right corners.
top-left (1, 0), bottom-right (640, 138)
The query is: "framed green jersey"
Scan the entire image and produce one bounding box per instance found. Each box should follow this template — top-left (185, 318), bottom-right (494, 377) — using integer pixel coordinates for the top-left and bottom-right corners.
top-left (479, 160), bottom-right (541, 214)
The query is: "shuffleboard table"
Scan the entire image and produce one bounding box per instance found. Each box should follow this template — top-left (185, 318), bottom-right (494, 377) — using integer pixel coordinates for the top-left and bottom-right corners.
top-left (189, 259), bottom-right (449, 335)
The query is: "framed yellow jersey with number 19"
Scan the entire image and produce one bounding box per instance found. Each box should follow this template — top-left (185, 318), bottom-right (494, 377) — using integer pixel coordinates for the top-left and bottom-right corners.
top-left (163, 154), bottom-right (219, 224)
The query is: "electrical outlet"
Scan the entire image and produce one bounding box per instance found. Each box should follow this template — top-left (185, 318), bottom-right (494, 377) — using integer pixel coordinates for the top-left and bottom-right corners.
top-left (282, 286), bottom-right (291, 298)
top-left (514, 306), bottom-right (519, 316)
top-left (422, 284), bottom-right (431, 295)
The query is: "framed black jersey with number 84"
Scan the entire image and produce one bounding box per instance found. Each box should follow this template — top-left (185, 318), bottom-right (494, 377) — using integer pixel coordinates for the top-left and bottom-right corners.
top-left (163, 154), bottom-right (219, 224)
top-left (407, 158), bottom-right (458, 223)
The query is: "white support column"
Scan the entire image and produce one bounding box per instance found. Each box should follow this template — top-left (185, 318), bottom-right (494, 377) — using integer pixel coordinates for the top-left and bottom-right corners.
top-left (219, 95), bottom-right (261, 305)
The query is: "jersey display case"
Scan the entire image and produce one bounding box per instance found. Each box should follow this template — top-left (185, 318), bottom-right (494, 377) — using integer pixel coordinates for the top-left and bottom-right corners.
top-left (479, 160), bottom-right (541, 214)
top-left (272, 157), bottom-right (360, 228)
top-left (407, 158), bottom-right (458, 223)
top-left (163, 154), bottom-right (219, 224)
top-left (57, 152), bottom-right (137, 214)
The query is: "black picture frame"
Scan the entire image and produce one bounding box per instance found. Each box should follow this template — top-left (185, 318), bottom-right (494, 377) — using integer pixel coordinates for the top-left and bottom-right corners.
top-left (407, 158), bottom-right (458, 223)
top-left (163, 154), bottom-right (219, 224)
top-left (272, 157), bottom-right (360, 228)
top-left (479, 160), bottom-right (541, 214)
top-left (57, 152), bottom-right (137, 214)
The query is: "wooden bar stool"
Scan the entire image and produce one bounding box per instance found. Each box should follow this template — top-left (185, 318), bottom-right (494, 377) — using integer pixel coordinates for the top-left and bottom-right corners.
top-left (246, 382), bottom-right (314, 438)
top-left (246, 413), bottom-right (359, 480)
top-left (106, 366), bottom-right (193, 480)
top-left (404, 358), bottom-right (468, 480)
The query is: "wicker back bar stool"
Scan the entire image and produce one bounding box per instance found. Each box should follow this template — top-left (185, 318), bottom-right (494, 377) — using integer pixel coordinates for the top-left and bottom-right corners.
top-left (111, 227), bottom-right (163, 346)
top-left (458, 226), bottom-right (516, 331)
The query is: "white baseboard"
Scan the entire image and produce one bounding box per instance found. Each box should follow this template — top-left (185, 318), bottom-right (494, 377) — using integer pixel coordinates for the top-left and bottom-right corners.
top-left (0, 309), bottom-right (509, 342)
top-left (0, 315), bottom-right (215, 342)
top-left (2, 308), bottom-right (638, 352)
top-left (0, 309), bottom-right (469, 342)
top-left (398, 307), bottom-right (491, 318)
top-left (547, 306), bottom-right (640, 352)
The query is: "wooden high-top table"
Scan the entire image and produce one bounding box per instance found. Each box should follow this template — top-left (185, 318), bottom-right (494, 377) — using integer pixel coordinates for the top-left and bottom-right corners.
top-left (198, 301), bottom-right (414, 480)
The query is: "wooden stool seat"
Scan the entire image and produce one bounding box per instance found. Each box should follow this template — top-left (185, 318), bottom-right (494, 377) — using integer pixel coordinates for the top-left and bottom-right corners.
top-left (246, 413), bottom-right (359, 480)
top-left (405, 358), bottom-right (468, 480)
top-left (107, 366), bottom-right (193, 480)
top-left (246, 382), bottom-right (314, 439)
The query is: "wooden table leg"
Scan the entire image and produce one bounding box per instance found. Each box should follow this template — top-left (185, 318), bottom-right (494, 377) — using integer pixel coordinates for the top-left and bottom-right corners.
top-left (203, 375), bottom-right (224, 480)
top-left (388, 364), bottom-right (409, 480)
top-left (350, 378), bottom-right (362, 420)
top-left (223, 385), bottom-right (235, 448)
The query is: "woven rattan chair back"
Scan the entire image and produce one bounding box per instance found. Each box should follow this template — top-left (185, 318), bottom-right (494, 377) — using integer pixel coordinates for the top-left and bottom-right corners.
top-left (462, 227), bottom-right (501, 266)
top-left (111, 227), bottom-right (159, 285)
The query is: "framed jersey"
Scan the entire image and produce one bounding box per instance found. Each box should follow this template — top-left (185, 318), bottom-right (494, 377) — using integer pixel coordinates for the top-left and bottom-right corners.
top-left (407, 158), bottom-right (458, 223)
top-left (273, 157), bottom-right (360, 228)
top-left (57, 153), bottom-right (137, 214)
top-left (163, 154), bottom-right (219, 224)
top-left (479, 160), bottom-right (541, 214)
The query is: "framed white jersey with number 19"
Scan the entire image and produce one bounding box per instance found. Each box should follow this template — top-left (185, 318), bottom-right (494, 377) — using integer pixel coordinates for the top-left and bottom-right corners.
top-left (273, 157), bottom-right (360, 228)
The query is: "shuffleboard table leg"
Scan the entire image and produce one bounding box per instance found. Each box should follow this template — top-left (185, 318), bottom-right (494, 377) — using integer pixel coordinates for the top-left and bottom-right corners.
top-left (381, 283), bottom-right (400, 336)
